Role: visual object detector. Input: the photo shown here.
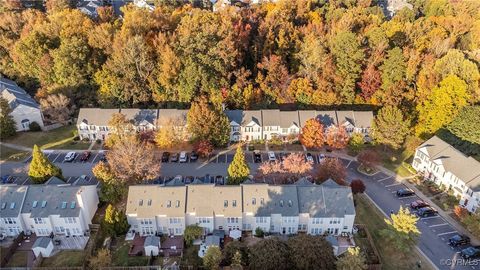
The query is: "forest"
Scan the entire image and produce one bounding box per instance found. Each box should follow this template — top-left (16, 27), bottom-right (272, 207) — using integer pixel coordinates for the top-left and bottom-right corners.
top-left (0, 0), bottom-right (479, 139)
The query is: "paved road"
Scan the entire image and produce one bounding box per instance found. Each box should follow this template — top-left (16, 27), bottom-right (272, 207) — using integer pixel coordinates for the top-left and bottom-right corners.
top-left (1, 151), bottom-right (479, 269)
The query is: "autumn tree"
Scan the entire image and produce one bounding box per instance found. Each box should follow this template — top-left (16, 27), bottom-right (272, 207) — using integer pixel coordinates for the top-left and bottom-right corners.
top-left (203, 246), bottom-right (222, 270)
top-left (325, 125), bottom-right (350, 149)
top-left (0, 97), bottom-right (16, 139)
top-left (357, 149), bottom-right (381, 169)
top-left (104, 113), bottom-right (134, 148)
top-left (380, 206), bottom-right (420, 253)
top-left (92, 161), bottom-right (126, 203)
top-left (194, 140), bottom-right (214, 158)
top-left (187, 96), bottom-right (230, 146)
top-left (371, 106), bottom-right (410, 150)
top-left (231, 251), bottom-right (243, 270)
top-left (350, 179), bottom-right (366, 194)
top-left (222, 241), bottom-right (248, 267)
top-left (282, 153), bottom-right (313, 178)
top-left (106, 136), bottom-right (160, 184)
top-left (29, 145), bottom-right (62, 183)
top-left (358, 64), bottom-right (381, 100)
top-left (184, 225), bottom-right (203, 246)
top-left (287, 234), bottom-right (336, 270)
top-left (39, 94), bottom-right (74, 124)
top-left (249, 238), bottom-right (291, 270)
top-left (348, 133), bottom-right (364, 154)
top-left (336, 247), bottom-right (368, 270)
top-left (256, 55), bottom-right (292, 104)
top-left (315, 158), bottom-right (347, 185)
top-left (227, 146), bottom-right (250, 184)
top-left (299, 118), bottom-right (325, 149)
top-left (416, 75), bottom-right (471, 136)
top-left (103, 204), bottom-right (129, 236)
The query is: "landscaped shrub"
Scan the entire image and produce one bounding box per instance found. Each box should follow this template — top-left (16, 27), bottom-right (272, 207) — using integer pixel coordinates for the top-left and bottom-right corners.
top-left (29, 121), bottom-right (41, 131)
top-left (255, 227), bottom-right (264, 238)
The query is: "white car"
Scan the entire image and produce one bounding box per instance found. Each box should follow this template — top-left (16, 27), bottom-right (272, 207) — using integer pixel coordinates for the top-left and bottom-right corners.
top-left (179, 151), bottom-right (188, 163)
top-left (268, 151), bottom-right (276, 162)
top-left (318, 154), bottom-right (326, 162)
top-left (64, 152), bottom-right (76, 162)
top-left (306, 153), bottom-right (314, 163)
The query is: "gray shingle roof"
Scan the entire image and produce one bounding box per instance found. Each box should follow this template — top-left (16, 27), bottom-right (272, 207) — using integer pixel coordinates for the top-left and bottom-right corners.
top-left (21, 185), bottom-right (83, 218)
top-left (242, 184), bottom-right (299, 216)
top-left (76, 108), bottom-right (120, 126)
top-left (225, 110), bottom-right (243, 125)
top-left (205, 235), bottom-right (220, 247)
top-left (0, 77), bottom-right (40, 109)
top-left (33, 237), bottom-right (52, 249)
top-left (120, 109), bottom-right (158, 126)
top-left (420, 136), bottom-right (480, 191)
top-left (316, 111), bottom-right (337, 127)
top-left (157, 109), bottom-right (188, 126)
top-left (297, 185), bottom-right (355, 218)
top-left (241, 110), bottom-right (262, 126)
top-left (279, 111), bottom-right (300, 128)
top-left (45, 176), bottom-right (65, 185)
top-left (261, 110), bottom-right (280, 126)
top-left (0, 185), bottom-right (28, 218)
top-left (353, 111), bottom-right (373, 128)
top-left (298, 110), bottom-right (317, 127)
top-left (336, 111), bottom-right (355, 126)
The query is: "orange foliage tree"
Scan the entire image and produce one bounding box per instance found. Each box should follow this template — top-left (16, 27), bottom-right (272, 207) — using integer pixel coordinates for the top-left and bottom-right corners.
top-left (325, 125), bottom-right (350, 149)
top-left (299, 118), bottom-right (325, 149)
top-left (315, 158), bottom-right (347, 185)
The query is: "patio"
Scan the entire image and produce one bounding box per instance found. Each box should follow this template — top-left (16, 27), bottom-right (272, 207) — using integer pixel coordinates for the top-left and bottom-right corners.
top-left (53, 235), bottom-right (89, 250)
top-left (128, 234), bottom-right (145, 256)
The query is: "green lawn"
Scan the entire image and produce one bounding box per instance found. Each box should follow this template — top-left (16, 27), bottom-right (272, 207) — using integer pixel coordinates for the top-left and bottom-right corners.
top-left (0, 145), bottom-right (29, 161)
top-left (4, 125), bottom-right (79, 149)
top-left (111, 239), bottom-right (149, 266)
top-left (41, 250), bottom-right (85, 267)
top-left (5, 250), bottom-right (28, 267)
top-left (355, 194), bottom-right (434, 270)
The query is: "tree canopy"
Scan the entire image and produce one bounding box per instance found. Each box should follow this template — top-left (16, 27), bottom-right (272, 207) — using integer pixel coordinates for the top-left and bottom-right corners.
top-left (28, 144), bottom-right (62, 183)
top-left (228, 146), bottom-right (250, 184)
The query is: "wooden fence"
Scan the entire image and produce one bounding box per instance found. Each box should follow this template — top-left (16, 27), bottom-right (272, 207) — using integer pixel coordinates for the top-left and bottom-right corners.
top-left (0, 232), bottom-right (25, 267)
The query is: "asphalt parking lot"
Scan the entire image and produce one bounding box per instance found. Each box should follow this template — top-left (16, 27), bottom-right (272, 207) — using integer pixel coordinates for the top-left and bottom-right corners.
top-left (23, 151), bottom-right (106, 164)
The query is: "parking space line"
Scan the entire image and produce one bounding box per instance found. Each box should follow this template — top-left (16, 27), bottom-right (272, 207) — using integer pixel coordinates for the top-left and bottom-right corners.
top-left (397, 195), bottom-right (416, 199)
top-left (420, 216), bottom-right (442, 220)
top-left (385, 183), bottom-right (402, 188)
top-left (429, 223), bottom-right (449, 228)
top-left (346, 160), bottom-right (352, 168)
top-left (437, 231), bottom-right (457, 236)
top-left (52, 154), bottom-right (61, 163)
top-left (21, 178), bottom-right (29, 185)
top-left (92, 153), bottom-right (99, 162)
top-left (377, 176), bottom-right (392, 182)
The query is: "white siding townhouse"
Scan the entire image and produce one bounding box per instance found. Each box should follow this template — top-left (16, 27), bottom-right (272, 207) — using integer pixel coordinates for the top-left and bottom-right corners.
top-left (412, 136), bottom-right (480, 213)
top-left (125, 179), bottom-right (355, 237)
top-left (77, 108), bottom-right (373, 143)
top-left (0, 77), bottom-right (44, 131)
top-left (0, 180), bottom-right (99, 238)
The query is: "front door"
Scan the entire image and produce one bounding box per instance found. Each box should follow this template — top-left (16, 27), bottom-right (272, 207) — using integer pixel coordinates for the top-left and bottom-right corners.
top-left (282, 227), bottom-right (286, 234)
top-left (66, 228), bottom-right (71, 236)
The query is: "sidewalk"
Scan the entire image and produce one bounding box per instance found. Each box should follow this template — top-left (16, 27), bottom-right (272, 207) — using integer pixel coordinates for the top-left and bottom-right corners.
top-left (0, 142), bottom-right (32, 152)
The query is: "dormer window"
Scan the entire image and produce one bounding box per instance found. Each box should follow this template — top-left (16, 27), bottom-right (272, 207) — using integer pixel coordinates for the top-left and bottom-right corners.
top-left (232, 200), bottom-right (237, 207)
top-left (61, 202), bottom-right (67, 209)
top-left (139, 200), bottom-right (143, 206)
top-left (176, 200), bottom-right (180, 208)
top-left (279, 200), bottom-right (284, 207)
top-left (167, 200), bottom-right (171, 208)
top-left (147, 199), bottom-right (152, 206)
top-left (70, 201), bottom-right (76, 209)
top-left (1, 203), bottom-right (6, 209)
top-left (252, 198), bottom-right (256, 205)
top-left (32, 201), bottom-right (38, 208)
top-left (10, 202), bottom-right (15, 209)
top-left (288, 200), bottom-right (293, 207)
top-left (41, 201), bottom-right (47, 208)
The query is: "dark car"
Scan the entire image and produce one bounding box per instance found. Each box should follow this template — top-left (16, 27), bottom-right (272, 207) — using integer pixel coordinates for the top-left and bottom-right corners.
top-left (417, 206), bottom-right (437, 217)
top-left (161, 152), bottom-right (170, 163)
top-left (184, 176), bottom-right (194, 184)
top-left (460, 246), bottom-right (480, 259)
top-left (253, 151), bottom-right (262, 163)
top-left (80, 151), bottom-right (91, 161)
top-left (396, 188), bottom-right (415, 197)
top-left (190, 151), bottom-right (199, 162)
top-left (215, 175), bottom-right (224, 185)
top-left (170, 153), bottom-right (179, 162)
top-left (449, 234), bottom-right (471, 247)
top-left (410, 200), bottom-right (430, 209)
top-left (99, 155), bottom-right (107, 162)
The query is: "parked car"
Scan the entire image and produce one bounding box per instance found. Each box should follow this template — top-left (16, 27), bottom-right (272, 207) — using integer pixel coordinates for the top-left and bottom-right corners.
top-left (253, 151), bottom-right (262, 163)
top-left (268, 151), bottom-right (276, 161)
top-left (161, 152), bottom-right (170, 163)
top-left (460, 246), bottom-right (480, 259)
top-left (306, 152), bottom-right (314, 163)
top-left (410, 200), bottom-right (430, 210)
top-left (170, 153), bottom-right (179, 162)
top-left (215, 175), bottom-right (224, 185)
top-left (417, 206), bottom-right (437, 217)
top-left (185, 176), bottom-right (194, 184)
top-left (190, 151), bottom-right (199, 162)
top-left (80, 151), bottom-right (91, 161)
top-left (396, 188), bottom-right (415, 197)
top-left (318, 154), bottom-right (326, 162)
top-left (99, 155), bottom-right (107, 162)
top-left (449, 234), bottom-right (471, 247)
top-left (1, 175), bottom-right (12, 184)
top-left (179, 151), bottom-right (188, 163)
top-left (64, 152), bottom-right (76, 162)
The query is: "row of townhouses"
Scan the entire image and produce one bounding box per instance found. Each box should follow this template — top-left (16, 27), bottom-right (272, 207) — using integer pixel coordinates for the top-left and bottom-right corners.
top-left (126, 179), bottom-right (355, 237)
top-left (76, 108), bottom-right (373, 142)
top-left (0, 179), bottom-right (99, 238)
top-left (412, 136), bottom-right (480, 213)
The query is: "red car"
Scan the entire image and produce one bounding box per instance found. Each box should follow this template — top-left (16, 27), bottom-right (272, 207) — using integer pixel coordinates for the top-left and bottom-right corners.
top-left (80, 151), bottom-right (91, 161)
top-left (410, 200), bottom-right (429, 209)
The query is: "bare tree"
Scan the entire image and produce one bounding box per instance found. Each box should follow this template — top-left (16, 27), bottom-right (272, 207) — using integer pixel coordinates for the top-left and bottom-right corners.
top-left (106, 136), bottom-right (160, 184)
top-left (39, 94), bottom-right (74, 124)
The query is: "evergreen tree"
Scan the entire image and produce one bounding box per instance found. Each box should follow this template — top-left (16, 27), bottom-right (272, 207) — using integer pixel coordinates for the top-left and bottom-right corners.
top-left (371, 106), bottom-right (410, 150)
top-left (0, 97), bottom-right (16, 140)
top-left (227, 147), bottom-right (250, 184)
top-left (380, 47), bottom-right (406, 91)
top-left (28, 145), bottom-right (62, 183)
